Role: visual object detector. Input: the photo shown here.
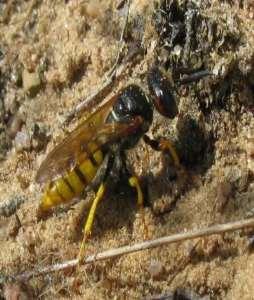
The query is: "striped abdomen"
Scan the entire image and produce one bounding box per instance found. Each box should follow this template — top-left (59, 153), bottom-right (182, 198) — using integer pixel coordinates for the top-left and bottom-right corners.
top-left (39, 145), bottom-right (104, 214)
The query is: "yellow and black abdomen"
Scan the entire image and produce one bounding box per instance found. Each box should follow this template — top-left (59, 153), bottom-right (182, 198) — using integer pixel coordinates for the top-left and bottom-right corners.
top-left (39, 145), bottom-right (104, 214)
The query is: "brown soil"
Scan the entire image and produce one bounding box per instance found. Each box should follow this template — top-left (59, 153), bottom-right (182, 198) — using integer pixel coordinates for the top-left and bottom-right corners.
top-left (0, 1), bottom-right (254, 299)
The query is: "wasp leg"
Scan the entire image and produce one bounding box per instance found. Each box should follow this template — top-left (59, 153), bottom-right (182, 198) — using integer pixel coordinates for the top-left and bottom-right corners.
top-left (119, 151), bottom-right (144, 207)
top-left (78, 183), bottom-right (106, 264)
top-left (128, 175), bottom-right (149, 238)
top-left (128, 176), bottom-right (144, 207)
top-left (77, 153), bottom-right (115, 265)
top-left (143, 134), bottom-right (180, 167)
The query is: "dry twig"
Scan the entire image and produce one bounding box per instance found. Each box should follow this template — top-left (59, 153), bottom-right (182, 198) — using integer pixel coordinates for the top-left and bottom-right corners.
top-left (64, 0), bottom-right (133, 124)
top-left (16, 217), bottom-right (254, 281)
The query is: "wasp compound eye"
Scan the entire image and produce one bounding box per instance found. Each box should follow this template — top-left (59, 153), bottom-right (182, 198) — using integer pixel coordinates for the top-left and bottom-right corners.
top-left (147, 66), bottom-right (178, 119)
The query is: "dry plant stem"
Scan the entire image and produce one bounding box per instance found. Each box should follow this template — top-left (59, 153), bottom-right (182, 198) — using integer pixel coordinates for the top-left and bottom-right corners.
top-left (107, 0), bottom-right (131, 78)
top-left (16, 217), bottom-right (254, 281)
top-left (65, 0), bottom-right (131, 124)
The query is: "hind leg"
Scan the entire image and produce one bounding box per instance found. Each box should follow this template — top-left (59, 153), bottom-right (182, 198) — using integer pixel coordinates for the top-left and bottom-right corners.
top-left (78, 183), bottom-right (106, 264)
top-left (77, 154), bottom-right (116, 265)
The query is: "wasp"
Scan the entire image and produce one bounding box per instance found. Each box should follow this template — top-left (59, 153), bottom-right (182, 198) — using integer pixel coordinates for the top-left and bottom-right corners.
top-left (36, 66), bottom-right (207, 263)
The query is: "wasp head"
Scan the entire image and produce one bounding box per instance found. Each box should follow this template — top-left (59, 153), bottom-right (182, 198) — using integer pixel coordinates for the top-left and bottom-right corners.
top-left (147, 66), bottom-right (178, 119)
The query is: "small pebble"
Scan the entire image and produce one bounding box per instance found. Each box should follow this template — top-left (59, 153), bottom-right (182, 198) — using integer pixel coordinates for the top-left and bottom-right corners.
top-left (215, 181), bottom-right (232, 212)
top-left (147, 259), bottom-right (165, 280)
top-left (7, 112), bottom-right (25, 138)
top-left (14, 130), bottom-right (31, 152)
top-left (7, 214), bottom-right (21, 238)
top-left (4, 282), bottom-right (31, 300)
top-left (22, 69), bottom-right (41, 97)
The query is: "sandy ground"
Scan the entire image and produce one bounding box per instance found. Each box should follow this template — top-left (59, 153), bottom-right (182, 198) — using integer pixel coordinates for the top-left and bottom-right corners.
top-left (0, 0), bottom-right (254, 299)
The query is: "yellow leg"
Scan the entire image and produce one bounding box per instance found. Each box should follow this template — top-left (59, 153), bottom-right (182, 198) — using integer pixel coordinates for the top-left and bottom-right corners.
top-left (78, 183), bottom-right (106, 264)
top-left (158, 138), bottom-right (180, 167)
top-left (128, 176), bottom-right (144, 207)
top-left (128, 176), bottom-right (148, 238)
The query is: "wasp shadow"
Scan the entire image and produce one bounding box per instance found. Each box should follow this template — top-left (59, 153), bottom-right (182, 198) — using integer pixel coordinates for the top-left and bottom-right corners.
top-left (143, 115), bottom-right (215, 216)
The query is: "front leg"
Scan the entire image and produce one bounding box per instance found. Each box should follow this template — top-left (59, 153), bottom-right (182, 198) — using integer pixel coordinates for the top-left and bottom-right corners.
top-left (143, 134), bottom-right (180, 167)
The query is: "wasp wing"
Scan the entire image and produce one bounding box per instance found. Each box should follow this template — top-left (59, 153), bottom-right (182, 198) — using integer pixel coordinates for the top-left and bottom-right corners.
top-left (36, 96), bottom-right (143, 184)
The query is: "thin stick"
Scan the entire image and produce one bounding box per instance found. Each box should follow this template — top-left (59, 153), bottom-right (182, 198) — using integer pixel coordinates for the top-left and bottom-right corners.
top-left (16, 217), bottom-right (254, 281)
top-left (107, 0), bottom-right (131, 78)
top-left (178, 70), bottom-right (213, 85)
top-left (64, 0), bottom-right (132, 124)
